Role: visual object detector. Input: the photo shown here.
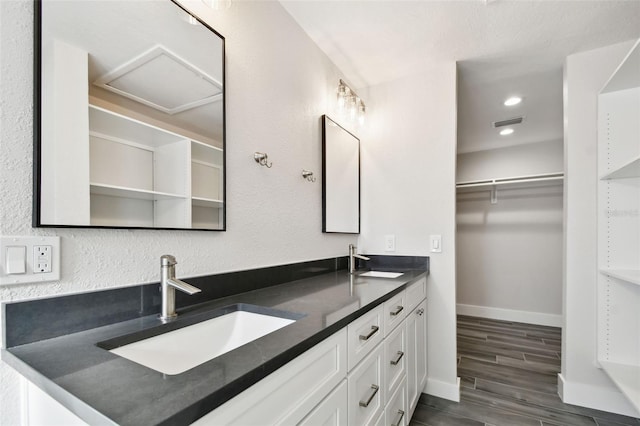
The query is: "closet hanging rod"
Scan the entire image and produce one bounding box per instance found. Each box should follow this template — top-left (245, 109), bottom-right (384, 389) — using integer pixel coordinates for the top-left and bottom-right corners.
top-left (456, 172), bottom-right (564, 189)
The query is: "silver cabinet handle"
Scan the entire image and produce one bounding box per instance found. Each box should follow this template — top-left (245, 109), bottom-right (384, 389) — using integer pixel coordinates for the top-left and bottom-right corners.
top-left (390, 350), bottom-right (404, 365)
top-left (390, 305), bottom-right (404, 316)
top-left (391, 409), bottom-right (405, 426)
top-left (359, 384), bottom-right (379, 407)
top-left (359, 325), bottom-right (379, 341)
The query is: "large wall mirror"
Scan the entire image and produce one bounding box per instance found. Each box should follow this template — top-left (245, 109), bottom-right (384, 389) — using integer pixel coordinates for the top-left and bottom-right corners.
top-left (34, 0), bottom-right (225, 230)
top-left (322, 115), bottom-right (360, 234)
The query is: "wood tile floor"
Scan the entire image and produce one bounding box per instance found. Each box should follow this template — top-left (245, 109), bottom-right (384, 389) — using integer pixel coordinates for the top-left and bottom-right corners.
top-left (410, 315), bottom-right (640, 426)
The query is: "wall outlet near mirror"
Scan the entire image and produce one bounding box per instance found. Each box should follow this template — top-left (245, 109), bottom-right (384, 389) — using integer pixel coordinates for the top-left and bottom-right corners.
top-left (0, 236), bottom-right (60, 285)
top-left (385, 235), bottom-right (396, 252)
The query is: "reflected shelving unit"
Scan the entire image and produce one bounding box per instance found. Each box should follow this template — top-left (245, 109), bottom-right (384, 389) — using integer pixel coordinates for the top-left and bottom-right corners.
top-left (596, 39), bottom-right (640, 413)
top-left (89, 105), bottom-right (223, 229)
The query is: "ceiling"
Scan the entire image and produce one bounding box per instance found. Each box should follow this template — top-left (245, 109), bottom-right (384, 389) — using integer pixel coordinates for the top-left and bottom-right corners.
top-left (280, 0), bottom-right (640, 153)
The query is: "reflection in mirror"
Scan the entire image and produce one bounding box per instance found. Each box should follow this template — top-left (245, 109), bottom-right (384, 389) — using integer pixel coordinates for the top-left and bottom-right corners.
top-left (34, 0), bottom-right (225, 230)
top-left (322, 115), bottom-right (360, 234)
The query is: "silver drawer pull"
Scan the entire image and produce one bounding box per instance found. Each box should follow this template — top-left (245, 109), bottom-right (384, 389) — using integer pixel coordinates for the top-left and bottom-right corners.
top-left (359, 384), bottom-right (379, 407)
top-left (390, 305), bottom-right (404, 316)
top-left (391, 409), bottom-right (405, 426)
top-left (359, 325), bottom-right (379, 341)
top-left (390, 350), bottom-right (404, 365)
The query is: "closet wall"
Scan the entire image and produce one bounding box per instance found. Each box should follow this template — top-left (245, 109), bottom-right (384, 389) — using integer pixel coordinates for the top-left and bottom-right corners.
top-left (456, 140), bottom-right (564, 326)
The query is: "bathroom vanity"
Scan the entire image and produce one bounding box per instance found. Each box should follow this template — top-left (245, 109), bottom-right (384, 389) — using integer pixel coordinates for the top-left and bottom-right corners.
top-left (2, 257), bottom-right (428, 425)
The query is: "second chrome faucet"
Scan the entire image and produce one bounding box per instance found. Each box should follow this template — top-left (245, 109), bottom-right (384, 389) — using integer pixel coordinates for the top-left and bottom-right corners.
top-left (160, 255), bottom-right (201, 322)
top-left (349, 244), bottom-right (370, 274)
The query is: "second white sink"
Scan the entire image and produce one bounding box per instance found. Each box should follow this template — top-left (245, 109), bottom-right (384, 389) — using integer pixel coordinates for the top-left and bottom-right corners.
top-left (360, 271), bottom-right (404, 279)
top-left (109, 310), bottom-right (296, 375)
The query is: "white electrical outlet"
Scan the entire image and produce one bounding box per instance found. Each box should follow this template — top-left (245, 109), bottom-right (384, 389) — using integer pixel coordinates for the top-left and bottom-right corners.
top-left (0, 236), bottom-right (60, 285)
top-left (385, 235), bottom-right (396, 252)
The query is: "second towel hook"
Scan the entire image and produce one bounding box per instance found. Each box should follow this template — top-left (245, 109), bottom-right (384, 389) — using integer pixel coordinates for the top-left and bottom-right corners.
top-left (254, 152), bottom-right (273, 168)
top-left (302, 170), bottom-right (316, 182)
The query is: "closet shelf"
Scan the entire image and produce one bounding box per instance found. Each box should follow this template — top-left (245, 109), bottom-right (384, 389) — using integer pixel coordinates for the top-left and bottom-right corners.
top-left (192, 197), bottom-right (223, 208)
top-left (456, 172), bottom-right (564, 194)
top-left (90, 183), bottom-right (186, 201)
top-left (600, 269), bottom-right (640, 287)
top-left (599, 361), bottom-right (640, 412)
top-left (600, 155), bottom-right (640, 180)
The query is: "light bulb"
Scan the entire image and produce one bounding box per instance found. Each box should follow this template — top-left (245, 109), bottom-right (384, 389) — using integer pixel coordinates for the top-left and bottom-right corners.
top-left (499, 128), bottom-right (514, 136)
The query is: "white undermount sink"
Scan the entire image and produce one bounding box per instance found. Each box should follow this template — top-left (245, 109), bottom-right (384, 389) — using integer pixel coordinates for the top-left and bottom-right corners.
top-left (359, 271), bottom-right (404, 279)
top-left (109, 310), bottom-right (296, 375)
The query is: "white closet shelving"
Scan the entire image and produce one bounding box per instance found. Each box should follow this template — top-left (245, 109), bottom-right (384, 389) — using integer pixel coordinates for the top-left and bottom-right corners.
top-left (596, 39), bottom-right (640, 413)
top-left (89, 105), bottom-right (223, 229)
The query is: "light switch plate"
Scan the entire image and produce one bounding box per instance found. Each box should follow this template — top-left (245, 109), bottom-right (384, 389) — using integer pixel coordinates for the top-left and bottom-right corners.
top-left (0, 236), bottom-right (60, 285)
top-left (430, 235), bottom-right (442, 253)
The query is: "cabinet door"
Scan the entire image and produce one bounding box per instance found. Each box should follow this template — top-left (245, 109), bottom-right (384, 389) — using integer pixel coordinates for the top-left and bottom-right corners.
top-left (299, 380), bottom-right (348, 426)
top-left (194, 329), bottom-right (346, 425)
top-left (347, 343), bottom-right (385, 426)
top-left (416, 299), bottom-right (428, 394)
top-left (406, 299), bottom-right (427, 415)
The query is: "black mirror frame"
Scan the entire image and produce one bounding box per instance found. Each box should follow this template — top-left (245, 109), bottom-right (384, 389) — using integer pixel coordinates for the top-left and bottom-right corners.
top-left (32, 0), bottom-right (227, 231)
top-left (321, 115), bottom-right (361, 234)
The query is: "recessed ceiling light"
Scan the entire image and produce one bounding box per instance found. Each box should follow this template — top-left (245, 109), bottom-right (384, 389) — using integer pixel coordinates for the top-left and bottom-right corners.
top-left (500, 128), bottom-right (514, 136)
top-left (504, 97), bottom-right (522, 106)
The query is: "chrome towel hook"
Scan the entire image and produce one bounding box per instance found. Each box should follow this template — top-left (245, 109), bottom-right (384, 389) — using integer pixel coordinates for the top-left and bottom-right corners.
top-left (302, 170), bottom-right (316, 182)
top-left (254, 152), bottom-right (272, 168)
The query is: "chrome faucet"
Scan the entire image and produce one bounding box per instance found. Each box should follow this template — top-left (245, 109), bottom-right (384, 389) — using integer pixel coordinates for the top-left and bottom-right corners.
top-left (159, 255), bottom-right (201, 322)
top-left (349, 244), bottom-right (370, 274)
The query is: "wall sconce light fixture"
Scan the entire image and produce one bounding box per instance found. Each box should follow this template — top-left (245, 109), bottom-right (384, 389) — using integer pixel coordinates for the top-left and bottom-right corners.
top-left (337, 79), bottom-right (366, 125)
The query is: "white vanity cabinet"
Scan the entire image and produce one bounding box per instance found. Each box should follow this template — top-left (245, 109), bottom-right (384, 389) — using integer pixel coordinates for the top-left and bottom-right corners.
top-left (88, 105), bottom-right (223, 229)
top-left (596, 39), bottom-right (640, 413)
top-left (22, 276), bottom-right (428, 426)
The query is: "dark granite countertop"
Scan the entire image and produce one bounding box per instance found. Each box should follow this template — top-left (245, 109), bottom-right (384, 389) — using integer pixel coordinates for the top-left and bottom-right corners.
top-left (2, 268), bottom-right (427, 425)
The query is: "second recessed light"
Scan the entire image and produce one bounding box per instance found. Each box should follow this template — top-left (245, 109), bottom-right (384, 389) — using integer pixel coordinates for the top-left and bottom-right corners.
top-left (504, 97), bottom-right (522, 106)
top-left (500, 128), bottom-right (514, 136)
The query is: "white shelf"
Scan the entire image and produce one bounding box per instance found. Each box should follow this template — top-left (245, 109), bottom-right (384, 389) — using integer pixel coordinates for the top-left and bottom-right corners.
top-left (600, 269), bottom-right (640, 287)
top-left (90, 183), bottom-right (186, 201)
top-left (456, 172), bottom-right (564, 193)
top-left (601, 39), bottom-right (640, 94)
top-left (600, 155), bottom-right (640, 180)
top-left (192, 197), bottom-right (223, 208)
top-left (599, 361), bottom-right (640, 412)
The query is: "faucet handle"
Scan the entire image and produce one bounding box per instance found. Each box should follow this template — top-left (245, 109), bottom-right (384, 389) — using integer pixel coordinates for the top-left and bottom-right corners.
top-left (160, 255), bottom-right (177, 267)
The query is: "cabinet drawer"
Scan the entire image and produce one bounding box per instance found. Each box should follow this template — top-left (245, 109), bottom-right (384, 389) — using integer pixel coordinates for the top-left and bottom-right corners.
top-left (384, 320), bottom-right (407, 404)
top-left (299, 380), bottom-right (348, 426)
top-left (385, 377), bottom-right (407, 426)
top-left (406, 277), bottom-right (426, 313)
top-left (347, 343), bottom-right (385, 426)
top-left (194, 329), bottom-right (347, 425)
top-left (383, 290), bottom-right (406, 336)
top-left (347, 304), bottom-right (384, 371)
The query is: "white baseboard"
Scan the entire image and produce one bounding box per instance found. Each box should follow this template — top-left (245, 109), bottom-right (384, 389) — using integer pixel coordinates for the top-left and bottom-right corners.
top-left (457, 304), bottom-right (562, 327)
top-left (425, 377), bottom-right (461, 402)
top-left (558, 373), bottom-right (640, 418)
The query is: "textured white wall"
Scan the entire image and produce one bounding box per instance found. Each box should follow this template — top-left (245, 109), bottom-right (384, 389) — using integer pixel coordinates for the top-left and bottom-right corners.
top-left (456, 142), bottom-right (564, 326)
top-left (359, 64), bottom-right (460, 401)
top-left (0, 1), bottom-right (359, 423)
top-left (456, 140), bottom-right (563, 183)
top-left (457, 186), bottom-right (563, 324)
top-left (561, 39), bottom-right (639, 417)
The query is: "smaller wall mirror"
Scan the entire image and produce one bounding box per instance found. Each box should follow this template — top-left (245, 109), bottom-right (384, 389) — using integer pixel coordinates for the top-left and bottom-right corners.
top-left (322, 115), bottom-right (360, 234)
